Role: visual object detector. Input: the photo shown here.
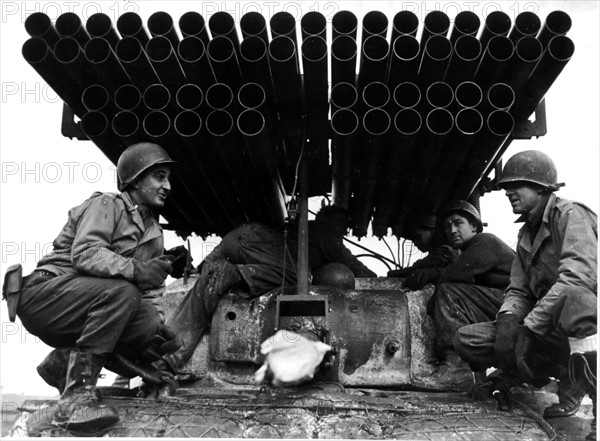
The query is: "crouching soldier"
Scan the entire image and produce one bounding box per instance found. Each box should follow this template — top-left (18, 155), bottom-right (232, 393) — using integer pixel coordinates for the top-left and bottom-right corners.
top-left (454, 151), bottom-right (597, 440)
top-left (428, 201), bottom-right (515, 362)
top-left (10, 143), bottom-right (182, 433)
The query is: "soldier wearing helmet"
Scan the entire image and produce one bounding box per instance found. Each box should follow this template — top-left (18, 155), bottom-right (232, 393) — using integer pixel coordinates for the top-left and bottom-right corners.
top-left (14, 143), bottom-right (183, 433)
top-left (455, 150), bottom-right (597, 436)
top-left (408, 201), bottom-right (514, 381)
top-left (387, 214), bottom-right (459, 279)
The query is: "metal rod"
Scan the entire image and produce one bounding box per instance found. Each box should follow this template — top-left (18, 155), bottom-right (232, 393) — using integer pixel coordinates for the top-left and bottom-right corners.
top-left (178, 36), bottom-right (215, 91)
top-left (509, 11), bottom-right (541, 43)
top-left (179, 11), bottom-right (210, 46)
top-left (115, 83), bottom-right (144, 114)
top-left (81, 111), bottom-right (125, 162)
top-left (486, 82), bottom-right (515, 111)
top-left (511, 35), bottom-right (574, 124)
top-left (115, 37), bottom-right (160, 91)
top-left (84, 37), bottom-right (131, 92)
top-left (443, 35), bottom-right (481, 87)
top-left (351, 108), bottom-right (391, 237)
top-left (301, 11), bottom-right (326, 41)
top-left (331, 35), bottom-right (357, 87)
top-left (387, 35), bottom-right (420, 88)
top-left (112, 110), bottom-right (143, 144)
top-left (207, 35), bottom-right (243, 90)
top-left (473, 35), bottom-right (514, 90)
top-left (450, 110), bottom-right (514, 199)
top-left (501, 36), bottom-right (543, 94)
top-left (176, 83), bottom-right (204, 111)
top-left (454, 81), bottom-right (482, 109)
top-left (372, 108), bottom-right (421, 237)
top-left (237, 109), bottom-right (287, 225)
top-left (420, 107), bottom-right (484, 213)
top-left (420, 10), bottom-right (450, 52)
top-left (297, 158), bottom-right (309, 296)
top-left (143, 83), bottom-right (173, 112)
top-left (86, 13), bottom-right (120, 49)
top-left (208, 11), bottom-right (240, 57)
top-left (82, 84), bottom-right (113, 114)
top-left (331, 108), bottom-right (359, 209)
top-left (22, 37), bottom-right (86, 117)
top-left (331, 82), bottom-right (358, 113)
top-left (363, 81), bottom-right (390, 109)
top-left (239, 36), bottom-right (276, 112)
top-left (418, 35), bottom-right (452, 87)
top-left (393, 82), bottom-right (421, 109)
top-left (206, 83), bottom-right (234, 111)
top-left (450, 11), bottom-right (480, 43)
top-left (148, 11), bottom-right (180, 48)
top-left (332, 10), bottom-right (358, 41)
top-left (537, 10), bottom-right (571, 49)
top-left (358, 34), bottom-right (389, 89)
top-left (56, 12), bottom-right (90, 47)
top-left (146, 36), bottom-right (188, 92)
top-left (240, 11), bottom-right (269, 44)
top-left (391, 10), bottom-right (419, 41)
top-left (117, 12), bottom-right (150, 46)
top-left (54, 37), bottom-right (99, 92)
top-left (479, 11), bottom-right (511, 49)
top-left (25, 12), bottom-right (60, 48)
top-left (362, 10), bottom-right (388, 40)
top-left (174, 110), bottom-right (242, 231)
top-left (425, 81), bottom-right (454, 109)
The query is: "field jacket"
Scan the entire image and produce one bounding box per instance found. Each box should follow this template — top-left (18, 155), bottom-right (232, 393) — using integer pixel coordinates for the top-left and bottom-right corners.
top-left (498, 194), bottom-right (597, 336)
top-left (37, 191), bottom-right (165, 282)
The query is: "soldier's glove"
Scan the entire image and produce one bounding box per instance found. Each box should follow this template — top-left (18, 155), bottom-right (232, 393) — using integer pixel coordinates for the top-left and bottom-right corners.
top-left (133, 258), bottom-right (172, 290)
top-left (156, 324), bottom-right (182, 355)
top-left (164, 246), bottom-right (191, 279)
top-left (494, 313), bottom-right (520, 371)
top-left (387, 267), bottom-right (413, 277)
top-left (405, 269), bottom-right (433, 291)
top-left (515, 325), bottom-right (549, 387)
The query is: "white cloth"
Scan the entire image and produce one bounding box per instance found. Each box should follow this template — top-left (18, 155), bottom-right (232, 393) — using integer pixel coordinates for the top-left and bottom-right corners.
top-left (254, 330), bottom-right (332, 387)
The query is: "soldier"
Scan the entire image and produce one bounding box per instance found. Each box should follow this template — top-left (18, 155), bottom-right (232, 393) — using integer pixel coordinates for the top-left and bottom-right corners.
top-left (13, 143), bottom-right (182, 432)
top-left (454, 150), bottom-right (597, 440)
top-left (164, 205), bottom-right (376, 370)
top-left (428, 201), bottom-right (515, 360)
top-left (387, 214), bottom-right (459, 281)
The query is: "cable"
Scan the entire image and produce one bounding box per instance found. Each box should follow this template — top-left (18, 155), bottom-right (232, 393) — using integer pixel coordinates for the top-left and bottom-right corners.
top-left (381, 236), bottom-right (397, 266)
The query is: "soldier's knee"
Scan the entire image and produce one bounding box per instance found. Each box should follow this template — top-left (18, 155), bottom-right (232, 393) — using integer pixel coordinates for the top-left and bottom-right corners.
top-left (109, 280), bottom-right (142, 307)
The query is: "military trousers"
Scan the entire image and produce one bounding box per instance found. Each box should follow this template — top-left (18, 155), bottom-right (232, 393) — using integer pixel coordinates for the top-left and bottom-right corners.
top-left (454, 287), bottom-right (597, 374)
top-left (433, 282), bottom-right (504, 351)
top-left (17, 271), bottom-right (161, 358)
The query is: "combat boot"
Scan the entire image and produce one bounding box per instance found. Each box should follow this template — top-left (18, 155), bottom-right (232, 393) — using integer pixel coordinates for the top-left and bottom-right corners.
top-left (37, 348), bottom-right (73, 394)
top-left (543, 374), bottom-right (586, 418)
top-left (568, 350), bottom-right (596, 441)
top-left (53, 351), bottom-right (119, 434)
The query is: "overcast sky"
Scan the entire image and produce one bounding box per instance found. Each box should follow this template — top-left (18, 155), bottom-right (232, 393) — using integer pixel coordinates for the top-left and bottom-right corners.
top-left (1, 1), bottom-right (598, 397)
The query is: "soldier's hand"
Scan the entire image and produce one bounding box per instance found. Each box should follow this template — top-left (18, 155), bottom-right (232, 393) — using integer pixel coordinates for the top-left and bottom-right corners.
top-left (164, 246), bottom-right (191, 279)
top-left (387, 267), bottom-right (413, 277)
top-left (514, 325), bottom-right (547, 386)
top-left (134, 258), bottom-right (173, 290)
top-left (404, 269), bottom-right (431, 290)
top-left (494, 313), bottom-right (520, 371)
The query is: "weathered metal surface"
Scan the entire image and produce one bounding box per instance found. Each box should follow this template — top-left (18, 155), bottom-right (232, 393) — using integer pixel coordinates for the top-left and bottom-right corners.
top-left (163, 277), bottom-right (469, 391)
top-left (9, 389), bottom-right (554, 439)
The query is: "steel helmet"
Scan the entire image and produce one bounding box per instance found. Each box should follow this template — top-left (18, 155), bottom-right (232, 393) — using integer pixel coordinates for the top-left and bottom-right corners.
top-left (312, 263), bottom-right (356, 290)
top-left (438, 200), bottom-right (483, 233)
top-left (496, 150), bottom-right (561, 191)
top-left (116, 142), bottom-right (177, 191)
